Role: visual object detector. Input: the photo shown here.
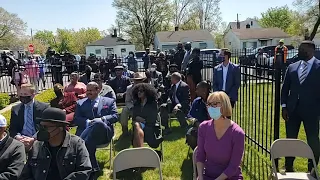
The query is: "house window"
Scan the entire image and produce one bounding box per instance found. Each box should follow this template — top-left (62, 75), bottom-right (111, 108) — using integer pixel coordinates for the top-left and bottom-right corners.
top-left (95, 49), bottom-right (101, 54)
top-left (243, 42), bottom-right (247, 49)
top-left (260, 40), bottom-right (268, 46)
top-left (251, 21), bottom-right (253, 26)
top-left (121, 48), bottom-right (126, 53)
top-left (229, 42), bottom-right (231, 45)
top-left (252, 42), bottom-right (258, 48)
top-left (106, 48), bottom-right (114, 56)
top-left (199, 42), bottom-right (207, 49)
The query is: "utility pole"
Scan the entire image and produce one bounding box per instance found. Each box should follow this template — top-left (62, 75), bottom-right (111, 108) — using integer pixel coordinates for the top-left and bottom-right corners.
top-left (237, 14), bottom-right (240, 29)
top-left (31, 28), bottom-right (33, 42)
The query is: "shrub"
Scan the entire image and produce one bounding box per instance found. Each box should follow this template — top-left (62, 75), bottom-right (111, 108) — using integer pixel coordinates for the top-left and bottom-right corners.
top-left (1, 89), bottom-right (56, 125)
top-left (0, 93), bottom-right (10, 110)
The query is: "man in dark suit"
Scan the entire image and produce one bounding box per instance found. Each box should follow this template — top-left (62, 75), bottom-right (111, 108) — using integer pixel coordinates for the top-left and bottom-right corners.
top-left (9, 84), bottom-right (49, 150)
top-left (150, 63), bottom-right (163, 89)
top-left (73, 82), bottom-right (118, 174)
top-left (281, 40), bottom-right (320, 173)
top-left (213, 50), bottom-right (240, 108)
top-left (160, 72), bottom-right (190, 134)
top-left (108, 66), bottom-right (131, 104)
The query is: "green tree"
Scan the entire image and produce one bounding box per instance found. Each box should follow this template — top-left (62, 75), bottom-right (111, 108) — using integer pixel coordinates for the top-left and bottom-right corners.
top-left (259, 6), bottom-right (293, 31)
top-left (0, 7), bottom-right (26, 40)
top-left (72, 28), bottom-right (101, 54)
top-left (34, 30), bottom-right (55, 47)
top-left (55, 29), bottom-right (74, 53)
top-left (113, 0), bottom-right (173, 49)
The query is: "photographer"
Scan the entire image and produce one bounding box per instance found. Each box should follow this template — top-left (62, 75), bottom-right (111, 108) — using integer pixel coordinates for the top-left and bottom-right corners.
top-left (51, 53), bottom-right (63, 85)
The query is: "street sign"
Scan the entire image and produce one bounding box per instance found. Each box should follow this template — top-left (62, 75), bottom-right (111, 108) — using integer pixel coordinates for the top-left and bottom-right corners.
top-left (28, 44), bottom-right (34, 54)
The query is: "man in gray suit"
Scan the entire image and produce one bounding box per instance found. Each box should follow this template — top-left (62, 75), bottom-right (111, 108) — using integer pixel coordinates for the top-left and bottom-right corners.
top-left (281, 40), bottom-right (320, 173)
top-left (181, 42), bottom-right (192, 72)
top-left (213, 50), bottom-right (240, 108)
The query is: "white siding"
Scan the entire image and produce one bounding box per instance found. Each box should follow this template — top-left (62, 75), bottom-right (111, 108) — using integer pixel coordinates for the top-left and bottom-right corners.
top-left (240, 37), bottom-right (292, 49)
top-left (156, 40), bottom-right (215, 51)
top-left (224, 30), bottom-right (241, 50)
top-left (85, 45), bottom-right (136, 58)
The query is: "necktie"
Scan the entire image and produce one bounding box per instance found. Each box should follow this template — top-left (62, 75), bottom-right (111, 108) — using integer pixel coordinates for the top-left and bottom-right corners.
top-left (26, 105), bottom-right (35, 136)
top-left (299, 62), bottom-right (308, 84)
top-left (92, 100), bottom-right (98, 118)
top-left (172, 85), bottom-right (177, 101)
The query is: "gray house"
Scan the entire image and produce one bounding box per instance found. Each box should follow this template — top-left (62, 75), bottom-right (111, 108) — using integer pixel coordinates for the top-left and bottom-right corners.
top-left (154, 29), bottom-right (215, 51)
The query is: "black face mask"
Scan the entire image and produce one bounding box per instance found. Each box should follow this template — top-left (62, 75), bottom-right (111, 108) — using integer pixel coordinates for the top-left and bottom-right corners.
top-left (37, 125), bottom-right (60, 142)
top-left (20, 96), bottom-right (33, 104)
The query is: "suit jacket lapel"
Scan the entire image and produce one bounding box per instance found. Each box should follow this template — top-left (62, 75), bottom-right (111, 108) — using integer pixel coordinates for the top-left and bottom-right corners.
top-left (303, 60), bottom-right (318, 84)
top-left (18, 104), bottom-right (25, 127)
top-left (294, 61), bottom-right (301, 83)
top-left (33, 101), bottom-right (38, 126)
top-left (97, 97), bottom-right (103, 116)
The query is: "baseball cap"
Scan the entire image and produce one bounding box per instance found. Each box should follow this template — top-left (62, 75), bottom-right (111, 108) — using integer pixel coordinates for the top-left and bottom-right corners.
top-left (279, 39), bottom-right (284, 43)
top-left (0, 115), bottom-right (7, 127)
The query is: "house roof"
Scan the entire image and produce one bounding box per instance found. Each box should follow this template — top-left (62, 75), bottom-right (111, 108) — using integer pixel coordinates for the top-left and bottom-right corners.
top-left (87, 35), bottom-right (132, 46)
top-left (231, 28), bottom-right (290, 40)
top-left (155, 30), bottom-right (213, 42)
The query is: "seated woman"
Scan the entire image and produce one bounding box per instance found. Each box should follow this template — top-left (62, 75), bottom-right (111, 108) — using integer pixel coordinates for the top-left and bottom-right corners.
top-left (64, 72), bottom-right (87, 99)
top-left (50, 83), bottom-right (77, 123)
top-left (131, 83), bottom-right (163, 150)
top-left (186, 81), bottom-right (211, 150)
top-left (93, 73), bottom-right (116, 99)
top-left (197, 91), bottom-right (245, 180)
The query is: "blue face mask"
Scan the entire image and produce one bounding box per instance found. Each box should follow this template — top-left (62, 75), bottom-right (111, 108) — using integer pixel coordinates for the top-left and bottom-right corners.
top-left (208, 107), bottom-right (222, 120)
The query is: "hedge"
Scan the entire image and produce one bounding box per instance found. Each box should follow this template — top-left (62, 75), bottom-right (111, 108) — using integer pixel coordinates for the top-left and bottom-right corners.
top-left (0, 93), bottom-right (10, 109)
top-left (1, 89), bottom-right (56, 125)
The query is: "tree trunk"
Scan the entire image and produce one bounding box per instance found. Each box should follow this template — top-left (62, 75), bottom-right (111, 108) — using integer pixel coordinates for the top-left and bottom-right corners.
top-left (309, 0), bottom-right (320, 40)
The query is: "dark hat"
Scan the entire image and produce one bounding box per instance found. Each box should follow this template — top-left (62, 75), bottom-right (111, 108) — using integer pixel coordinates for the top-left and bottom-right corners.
top-left (115, 66), bottom-right (124, 70)
top-left (36, 107), bottom-right (69, 125)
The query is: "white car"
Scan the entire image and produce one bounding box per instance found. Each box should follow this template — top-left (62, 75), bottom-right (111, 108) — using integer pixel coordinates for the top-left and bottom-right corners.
top-left (200, 49), bottom-right (222, 67)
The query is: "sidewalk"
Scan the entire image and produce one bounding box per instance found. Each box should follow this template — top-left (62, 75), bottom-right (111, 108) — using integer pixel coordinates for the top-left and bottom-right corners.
top-left (0, 101), bottom-right (20, 114)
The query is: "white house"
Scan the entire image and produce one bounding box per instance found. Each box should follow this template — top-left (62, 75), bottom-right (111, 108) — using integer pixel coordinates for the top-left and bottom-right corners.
top-left (154, 29), bottom-right (215, 51)
top-left (86, 32), bottom-right (135, 58)
top-left (224, 27), bottom-right (291, 50)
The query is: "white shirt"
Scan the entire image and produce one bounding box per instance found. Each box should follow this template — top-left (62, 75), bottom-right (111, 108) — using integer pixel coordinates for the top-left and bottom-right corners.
top-left (222, 63), bottom-right (229, 91)
top-left (174, 80), bottom-right (182, 104)
top-left (281, 57), bottom-right (315, 107)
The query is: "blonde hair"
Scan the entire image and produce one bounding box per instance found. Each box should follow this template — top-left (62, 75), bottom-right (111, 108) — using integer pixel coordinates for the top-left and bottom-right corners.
top-left (207, 91), bottom-right (232, 117)
top-left (20, 84), bottom-right (36, 94)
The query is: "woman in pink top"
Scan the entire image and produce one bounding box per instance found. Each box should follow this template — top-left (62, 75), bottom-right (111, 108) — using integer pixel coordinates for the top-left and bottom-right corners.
top-left (25, 59), bottom-right (39, 93)
top-left (196, 91), bottom-right (245, 180)
top-left (64, 72), bottom-right (87, 99)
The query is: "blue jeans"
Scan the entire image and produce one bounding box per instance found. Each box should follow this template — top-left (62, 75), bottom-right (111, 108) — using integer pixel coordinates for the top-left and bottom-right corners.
top-left (80, 120), bottom-right (113, 171)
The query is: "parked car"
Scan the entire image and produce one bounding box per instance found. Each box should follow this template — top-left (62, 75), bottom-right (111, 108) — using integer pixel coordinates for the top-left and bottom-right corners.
top-left (200, 49), bottom-right (223, 67)
top-left (238, 45), bottom-right (294, 65)
top-left (268, 49), bottom-right (298, 67)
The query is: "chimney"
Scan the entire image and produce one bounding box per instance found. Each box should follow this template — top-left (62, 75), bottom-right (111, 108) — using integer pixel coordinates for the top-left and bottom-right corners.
top-left (237, 22), bottom-right (240, 29)
top-left (246, 24), bottom-right (250, 29)
top-left (175, 26), bottom-right (179, 31)
top-left (113, 29), bottom-right (117, 37)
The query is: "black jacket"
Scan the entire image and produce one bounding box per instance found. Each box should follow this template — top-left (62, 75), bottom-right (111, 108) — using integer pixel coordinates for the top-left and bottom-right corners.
top-left (169, 81), bottom-right (190, 114)
top-left (19, 132), bottom-right (92, 180)
top-left (9, 101), bottom-right (49, 138)
top-left (186, 56), bottom-right (203, 85)
top-left (0, 132), bottom-right (26, 180)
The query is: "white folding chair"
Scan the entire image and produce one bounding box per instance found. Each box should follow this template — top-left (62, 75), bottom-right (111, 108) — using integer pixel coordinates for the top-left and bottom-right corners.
top-left (97, 124), bottom-right (116, 168)
top-left (113, 147), bottom-right (163, 180)
top-left (193, 146), bottom-right (198, 180)
top-left (270, 139), bottom-right (320, 180)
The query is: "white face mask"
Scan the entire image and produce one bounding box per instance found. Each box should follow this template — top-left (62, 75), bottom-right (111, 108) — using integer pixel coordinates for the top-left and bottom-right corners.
top-left (150, 68), bottom-right (156, 72)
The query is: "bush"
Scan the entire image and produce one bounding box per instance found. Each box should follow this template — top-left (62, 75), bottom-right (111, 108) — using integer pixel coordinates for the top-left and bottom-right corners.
top-left (0, 93), bottom-right (10, 110)
top-left (1, 89), bottom-right (56, 125)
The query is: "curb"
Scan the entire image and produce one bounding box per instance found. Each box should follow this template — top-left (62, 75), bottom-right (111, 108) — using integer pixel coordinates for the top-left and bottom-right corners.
top-left (0, 101), bottom-right (20, 114)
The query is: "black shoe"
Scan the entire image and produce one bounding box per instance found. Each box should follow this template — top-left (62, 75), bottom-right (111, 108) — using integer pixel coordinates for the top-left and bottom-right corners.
top-left (155, 150), bottom-right (162, 160)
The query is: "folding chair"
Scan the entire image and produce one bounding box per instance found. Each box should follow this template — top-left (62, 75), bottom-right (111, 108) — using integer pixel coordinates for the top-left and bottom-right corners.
top-left (97, 124), bottom-right (116, 168)
top-left (193, 146), bottom-right (198, 180)
top-left (270, 139), bottom-right (320, 180)
top-left (113, 147), bottom-right (163, 180)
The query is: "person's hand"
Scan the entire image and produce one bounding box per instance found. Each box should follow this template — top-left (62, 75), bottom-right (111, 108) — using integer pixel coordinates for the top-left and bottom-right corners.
top-left (173, 104), bottom-right (181, 113)
top-left (20, 137), bottom-right (35, 150)
top-left (197, 176), bottom-right (203, 180)
top-left (15, 135), bottom-right (24, 141)
top-left (282, 107), bottom-right (289, 121)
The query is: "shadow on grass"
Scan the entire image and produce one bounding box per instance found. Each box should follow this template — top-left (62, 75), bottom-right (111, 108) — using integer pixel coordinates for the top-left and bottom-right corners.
top-left (164, 126), bottom-right (186, 141)
top-left (180, 157), bottom-right (193, 180)
top-left (114, 134), bottom-right (132, 152)
top-left (108, 168), bottom-right (156, 180)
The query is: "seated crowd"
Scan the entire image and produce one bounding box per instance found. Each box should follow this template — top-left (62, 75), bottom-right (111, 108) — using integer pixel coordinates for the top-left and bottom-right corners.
top-left (0, 49), bottom-right (246, 180)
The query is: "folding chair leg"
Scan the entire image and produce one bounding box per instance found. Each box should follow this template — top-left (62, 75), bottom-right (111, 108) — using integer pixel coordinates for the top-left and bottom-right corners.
top-left (160, 142), bottom-right (164, 162)
top-left (187, 147), bottom-right (191, 159)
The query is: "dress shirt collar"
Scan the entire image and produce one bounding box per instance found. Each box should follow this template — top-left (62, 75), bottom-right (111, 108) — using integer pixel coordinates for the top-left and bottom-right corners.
top-left (0, 132), bottom-right (7, 142)
top-left (222, 62), bottom-right (230, 68)
top-left (301, 56), bottom-right (315, 66)
top-left (92, 96), bottom-right (100, 103)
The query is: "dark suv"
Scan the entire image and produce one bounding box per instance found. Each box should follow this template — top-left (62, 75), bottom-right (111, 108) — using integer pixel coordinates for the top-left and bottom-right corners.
top-left (239, 45), bottom-right (294, 65)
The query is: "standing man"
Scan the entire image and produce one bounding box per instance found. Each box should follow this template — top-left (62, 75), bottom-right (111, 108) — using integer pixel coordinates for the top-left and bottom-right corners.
top-left (0, 115), bottom-right (26, 180)
top-left (186, 48), bottom-right (203, 101)
top-left (9, 84), bottom-right (49, 149)
top-left (181, 42), bottom-right (192, 72)
top-left (213, 50), bottom-right (240, 108)
top-left (143, 48), bottom-right (151, 70)
top-left (174, 43), bottom-right (185, 70)
top-left (275, 39), bottom-right (288, 80)
top-left (73, 82), bottom-right (118, 175)
top-left (281, 40), bottom-right (320, 173)
top-left (51, 53), bottom-right (63, 85)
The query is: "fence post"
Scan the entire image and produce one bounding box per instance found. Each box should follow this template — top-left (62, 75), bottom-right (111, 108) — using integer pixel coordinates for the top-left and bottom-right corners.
top-left (274, 48), bottom-right (283, 169)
